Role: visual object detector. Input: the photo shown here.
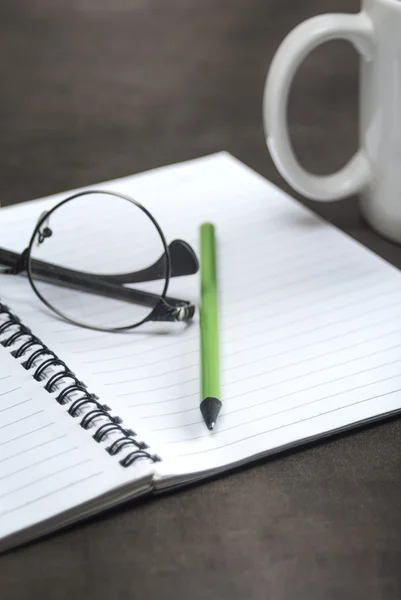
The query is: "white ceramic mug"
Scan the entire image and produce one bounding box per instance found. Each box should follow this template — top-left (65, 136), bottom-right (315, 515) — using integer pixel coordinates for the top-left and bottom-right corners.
top-left (263, 0), bottom-right (401, 244)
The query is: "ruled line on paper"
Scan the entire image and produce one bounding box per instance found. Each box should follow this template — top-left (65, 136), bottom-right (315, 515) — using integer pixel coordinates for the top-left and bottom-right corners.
top-left (224, 263), bottom-right (374, 314)
top-left (179, 389), bottom-right (401, 457)
top-left (227, 359), bottom-right (401, 408)
top-left (225, 265), bottom-right (379, 317)
top-left (140, 406), bottom-right (196, 418)
top-left (105, 375), bottom-right (197, 390)
top-left (224, 341), bottom-right (401, 392)
top-left (98, 360), bottom-right (198, 380)
top-left (0, 471), bottom-right (103, 517)
top-left (43, 261), bottom-right (375, 349)
top-left (226, 314), bottom-right (399, 367)
top-left (91, 288), bottom-right (400, 381)
top-left (138, 352), bottom-right (401, 420)
top-left (0, 458), bottom-right (93, 499)
top-left (124, 312), bottom-right (401, 410)
top-left (224, 315), bottom-right (400, 368)
top-left (0, 432), bottom-right (65, 458)
top-left (226, 285), bottom-right (401, 341)
top-left (79, 278), bottom-right (372, 364)
top-left (82, 272), bottom-right (391, 368)
top-left (19, 238), bottom-right (378, 343)
top-left (126, 389), bottom-right (197, 405)
top-left (57, 286), bottom-right (398, 384)
top-left (0, 399), bottom-right (33, 413)
top-left (91, 347), bottom-right (199, 371)
top-left (39, 286), bottom-right (392, 369)
top-left (168, 373), bottom-right (401, 444)
top-left (70, 333), bottom-right (193, 354)
top-left (223, 299), bottom-right (401, 358)
top-left (150, 338), bottom-right (401, 432)
top-left (0, 447), bottom-right (79, 481)
top-left (225, 247), bottom-right (356, 296)
top-left (0, 387), bottom-right (22, 398)
top-left (0, 410), bottom-right (44, 430)
top-left (117, 334), bottom-right (400, 406)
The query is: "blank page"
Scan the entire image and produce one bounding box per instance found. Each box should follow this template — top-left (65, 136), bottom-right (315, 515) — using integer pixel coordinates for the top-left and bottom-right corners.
top-left (1, 152), bottom-right (401, 482)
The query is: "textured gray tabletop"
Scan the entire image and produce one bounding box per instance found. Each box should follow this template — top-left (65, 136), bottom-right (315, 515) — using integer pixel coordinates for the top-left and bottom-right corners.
top-left (1, 1), bottom-right (401, 598)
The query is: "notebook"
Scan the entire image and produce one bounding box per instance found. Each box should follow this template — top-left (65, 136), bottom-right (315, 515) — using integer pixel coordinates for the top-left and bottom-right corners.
top-left (2, 151), bottom-right (401, 553)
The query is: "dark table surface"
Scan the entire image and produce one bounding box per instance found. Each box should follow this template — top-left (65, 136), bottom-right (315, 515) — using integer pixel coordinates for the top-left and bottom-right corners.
top-left (1, 1), bottom-right (401, 598)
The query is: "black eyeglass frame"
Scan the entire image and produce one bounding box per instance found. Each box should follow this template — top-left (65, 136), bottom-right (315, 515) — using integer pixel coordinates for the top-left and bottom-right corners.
top-left (0, 190), bottom-right (199, 332)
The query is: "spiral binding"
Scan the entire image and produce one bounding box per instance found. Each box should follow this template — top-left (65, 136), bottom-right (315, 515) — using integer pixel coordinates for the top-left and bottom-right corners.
top-left (0, 302), bottom-right (160, 467)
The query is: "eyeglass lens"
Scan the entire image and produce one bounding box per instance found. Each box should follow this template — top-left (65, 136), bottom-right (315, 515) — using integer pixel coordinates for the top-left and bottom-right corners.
top-left (27, 192), bottom-right (169, 330)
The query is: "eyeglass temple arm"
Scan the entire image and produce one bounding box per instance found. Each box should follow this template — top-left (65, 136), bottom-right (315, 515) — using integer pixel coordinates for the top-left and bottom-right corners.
top-left (0, 240), bottom-right (198, 282)
top-left (0, 244), bottom-right (196, 321)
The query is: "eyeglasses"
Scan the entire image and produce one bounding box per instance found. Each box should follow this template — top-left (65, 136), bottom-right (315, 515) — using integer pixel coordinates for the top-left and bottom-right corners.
top-left (0, 190), bottom-right (199, 332)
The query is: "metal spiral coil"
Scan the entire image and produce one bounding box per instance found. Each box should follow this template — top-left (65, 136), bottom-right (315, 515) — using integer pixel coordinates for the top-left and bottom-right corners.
top-left (0, 302), bottom-right (160, 467)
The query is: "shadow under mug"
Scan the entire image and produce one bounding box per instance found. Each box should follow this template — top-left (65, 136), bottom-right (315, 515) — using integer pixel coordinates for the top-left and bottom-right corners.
top-left (263, 0), bottom-right (401, 245)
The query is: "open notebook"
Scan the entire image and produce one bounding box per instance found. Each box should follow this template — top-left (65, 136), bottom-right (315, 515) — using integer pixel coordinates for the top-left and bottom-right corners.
top-left (2, 152), bottom-right (401, 552)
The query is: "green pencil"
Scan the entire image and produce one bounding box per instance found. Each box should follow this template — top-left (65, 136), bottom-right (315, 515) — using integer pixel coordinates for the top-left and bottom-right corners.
top-left (199, 223), bottom-right (222, 430)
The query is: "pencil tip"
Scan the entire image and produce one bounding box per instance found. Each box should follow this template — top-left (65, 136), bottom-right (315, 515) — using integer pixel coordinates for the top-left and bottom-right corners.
top-left (200, 397), bottom-right (222, 431)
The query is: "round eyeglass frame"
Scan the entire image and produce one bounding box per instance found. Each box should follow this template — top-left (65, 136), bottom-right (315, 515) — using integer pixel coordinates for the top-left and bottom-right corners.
top-left (26, 189), bottom-right (172, 332)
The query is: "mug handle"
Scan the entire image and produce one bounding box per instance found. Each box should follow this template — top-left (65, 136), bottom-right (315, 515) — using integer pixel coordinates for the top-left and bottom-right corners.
top-left (263, 13), bottom-right (375, 201)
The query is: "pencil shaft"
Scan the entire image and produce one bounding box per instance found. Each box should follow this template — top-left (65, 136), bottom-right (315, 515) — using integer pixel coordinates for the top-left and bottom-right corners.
top-left (200, 223), bottom-right (220, 401)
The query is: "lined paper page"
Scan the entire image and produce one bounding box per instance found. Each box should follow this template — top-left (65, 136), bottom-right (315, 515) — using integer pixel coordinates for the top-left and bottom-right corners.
top-left (1, 152), bottom-right (401, 481)
top-left (0, 346), bottom-right (153, 549)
